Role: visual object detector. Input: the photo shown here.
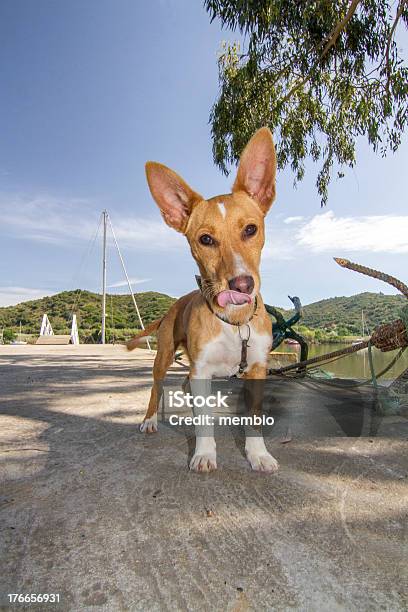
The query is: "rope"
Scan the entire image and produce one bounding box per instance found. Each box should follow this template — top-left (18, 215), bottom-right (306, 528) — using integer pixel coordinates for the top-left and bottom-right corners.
top-left (270, 330), bottom-right (408, 376)
top-left (334, 258), bottom-right (408, 298)
top-left (367, 340), bottom-right (378, 392)
top-left (271, 259), bottom-right (408, 377)
top-left (373, 347), bottom-right (406, 379)
top-left (107, 214), bottom-right (152, 351)
top-left (270, 340), bottom-right (369, 374)
top-left (70, 213), bottom-right (103, 317)
top-left (371, 319), bottom-right (408, 352)
top-left (281, 347), bottom-right (405, 396)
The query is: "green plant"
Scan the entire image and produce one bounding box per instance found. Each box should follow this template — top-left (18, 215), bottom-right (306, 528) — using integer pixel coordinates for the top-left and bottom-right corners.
top-left (3, 329), bottom-right (16, 343)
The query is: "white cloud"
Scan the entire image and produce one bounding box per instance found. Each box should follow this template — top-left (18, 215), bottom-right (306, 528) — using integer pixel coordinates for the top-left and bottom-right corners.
top-left (0, 286), bottom-right (54, 307)
top-left (262, 216), bottom-right (298, 261)
top-left (262, 241), bottom-right (295, 261)
top-left (107, 278), bottom-right (151, 288)
top-left (0, 194), bottom-right (96, 244)
top-left (296, 211), bottom-right (408, 254)
top-left (2, 193), bottom-right (406, 268)
top-left (284, 216), bottom-right (304, 224)
top-left (0, 193), bottom-right (185, 251)
top-left (107, 215), bottom-right (184, 251)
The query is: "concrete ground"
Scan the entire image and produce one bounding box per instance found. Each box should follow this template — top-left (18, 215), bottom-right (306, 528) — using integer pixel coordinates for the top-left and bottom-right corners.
top-left (0, 345), bottom-right (407, 611)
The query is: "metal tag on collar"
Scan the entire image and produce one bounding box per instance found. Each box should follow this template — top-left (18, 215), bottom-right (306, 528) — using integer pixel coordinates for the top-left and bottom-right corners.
top-left (238, 324), bottom-right (251, 374)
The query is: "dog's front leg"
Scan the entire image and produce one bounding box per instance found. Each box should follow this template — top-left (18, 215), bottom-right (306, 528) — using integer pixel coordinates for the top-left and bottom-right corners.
top-left (243, 364), bottom-right (279, 473)
top-left (188, 377), bottom-right (217, 473)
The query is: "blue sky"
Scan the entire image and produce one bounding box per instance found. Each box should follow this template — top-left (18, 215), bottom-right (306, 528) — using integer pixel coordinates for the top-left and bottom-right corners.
top-left (0, 0), bottom-right (407, 311)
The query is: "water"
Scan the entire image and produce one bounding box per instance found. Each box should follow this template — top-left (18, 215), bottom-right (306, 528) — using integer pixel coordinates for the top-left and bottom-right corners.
top-left (284, 342), bottom-right (408, 381)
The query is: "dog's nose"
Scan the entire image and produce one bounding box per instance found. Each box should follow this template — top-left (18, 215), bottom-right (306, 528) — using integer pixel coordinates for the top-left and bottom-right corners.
top-left (228, 275), bottom-right (254, 294)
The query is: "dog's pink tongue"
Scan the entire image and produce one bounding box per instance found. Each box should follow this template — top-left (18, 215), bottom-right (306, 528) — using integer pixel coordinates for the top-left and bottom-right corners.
top-left (217, 290), bottom-right (252, 308)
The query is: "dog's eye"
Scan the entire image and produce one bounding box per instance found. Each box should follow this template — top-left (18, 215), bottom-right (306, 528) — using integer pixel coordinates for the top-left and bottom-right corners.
top-left (199, 234), bottom-right (215, 246)
top-left (243, 224), bottom-right (257, 238)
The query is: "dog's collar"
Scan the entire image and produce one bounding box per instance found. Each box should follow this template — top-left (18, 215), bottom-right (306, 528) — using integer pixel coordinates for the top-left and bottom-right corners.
top-left (195, 275), bottom-right (258, 327)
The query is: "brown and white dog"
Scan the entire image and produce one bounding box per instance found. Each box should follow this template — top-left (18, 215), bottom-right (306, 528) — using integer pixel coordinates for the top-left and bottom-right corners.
top-left (128, 127), bottom-right (278, 473)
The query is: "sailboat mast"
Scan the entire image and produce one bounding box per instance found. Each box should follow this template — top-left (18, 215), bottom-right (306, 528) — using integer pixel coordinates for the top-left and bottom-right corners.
top-left (101, 210), bottom-right (108, 344)
top-left (107, 214), bottom-right (152, 351)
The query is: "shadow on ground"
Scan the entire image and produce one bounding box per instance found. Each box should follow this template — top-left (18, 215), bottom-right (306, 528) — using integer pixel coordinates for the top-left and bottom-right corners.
top-left (0, 347), bottom-right (407, 611)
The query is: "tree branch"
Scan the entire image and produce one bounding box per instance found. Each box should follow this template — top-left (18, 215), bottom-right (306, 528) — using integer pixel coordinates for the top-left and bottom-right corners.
top-left (279, 0), bottom-right (362, 105)
top-left (320, 0), bottom-right (361, 59)
top-left (385, 0), bottom-right (408, 93)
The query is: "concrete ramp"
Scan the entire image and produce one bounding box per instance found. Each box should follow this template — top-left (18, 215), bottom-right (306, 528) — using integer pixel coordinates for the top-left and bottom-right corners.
top-left (0, 346), bottom-right (407, 611)
top-left (35, 334), bottom-right (71, 345)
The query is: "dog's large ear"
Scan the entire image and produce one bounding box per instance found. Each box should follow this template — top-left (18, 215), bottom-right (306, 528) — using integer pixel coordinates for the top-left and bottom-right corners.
top-left (232, 127), bottom-right (277, 214)
top-left (145, 162), bottom-right (203, 233)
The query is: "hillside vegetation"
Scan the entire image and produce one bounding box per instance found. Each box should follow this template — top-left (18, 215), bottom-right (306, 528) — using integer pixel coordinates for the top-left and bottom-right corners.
top-left (0, 290), bottom-right (176, 343)
top-left (0, 289), bottom-right (405, 343)
top-left (289, 292), bottom-right (405, 336)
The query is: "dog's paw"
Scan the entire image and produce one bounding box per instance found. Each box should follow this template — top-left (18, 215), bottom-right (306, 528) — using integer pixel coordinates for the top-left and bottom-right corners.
top-left (246, 451), bottom-right (279, 473)
top-left (140, 415), bottom-right (158, 434)
top-left (189, 453), bottom-right (217, 473)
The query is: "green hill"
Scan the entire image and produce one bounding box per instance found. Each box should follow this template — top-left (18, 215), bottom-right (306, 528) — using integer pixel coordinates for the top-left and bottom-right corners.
top-left (0, 289), bottom-right (405, 343)
top-left (0, 290), bottom-right (176, 343)
top-left (283, 291), bottom-right (405, 336)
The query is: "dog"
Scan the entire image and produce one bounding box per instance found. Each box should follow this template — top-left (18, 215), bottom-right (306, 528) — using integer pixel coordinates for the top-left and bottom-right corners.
top-left (128, 127), bottom-right (278, 473)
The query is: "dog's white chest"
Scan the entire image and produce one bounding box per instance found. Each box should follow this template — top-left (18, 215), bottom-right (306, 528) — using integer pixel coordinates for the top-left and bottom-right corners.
top-left (194, 323), bottom-right (271, 378)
